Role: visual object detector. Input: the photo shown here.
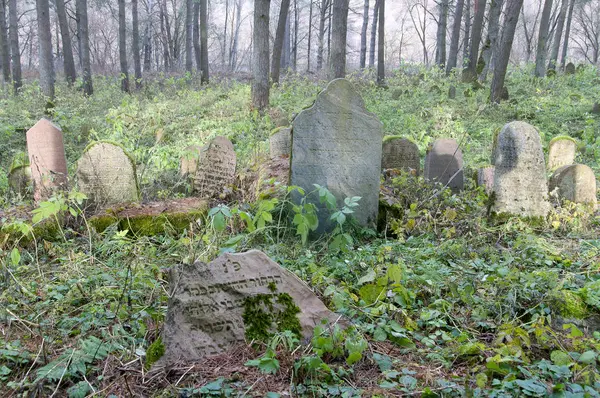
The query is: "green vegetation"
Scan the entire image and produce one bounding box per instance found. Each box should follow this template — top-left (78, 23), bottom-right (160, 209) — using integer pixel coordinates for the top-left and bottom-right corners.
top-left (1, 67), bottom-right (600, 396)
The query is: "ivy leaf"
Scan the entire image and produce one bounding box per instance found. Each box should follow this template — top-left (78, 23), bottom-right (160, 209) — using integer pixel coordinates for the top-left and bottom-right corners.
top-left (10, 248), bottom-right (20, 266)
top-left (578, 350), bottom-right (597, 365)
top-left (387, 264), bottom-right (402, 284)
top-left (357, 268), bottom-right (376, 285)
top-left (212, 212), bottom-right (226, 232)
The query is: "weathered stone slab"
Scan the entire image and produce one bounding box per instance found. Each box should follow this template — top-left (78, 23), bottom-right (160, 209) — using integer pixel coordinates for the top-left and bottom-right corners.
top-left (477, 167), bottom-right (495, 195)
top-left (7, 152), bottom-right (32, 197)
top-left (76, 142), bottom-right (139, 206)
top-left (269, 127), bottom-right (291, 159)
top-left (162, 250), bottom-right (339, 363)
top-left (180, 145), bottom-right (202, 178)
top-left (549, 164), bottom-right (597, 206)
top-left (290, 79), bottom-right (383, 233)
top-left (492, 121), bottom-right (550, 217)
top-left (424, 138), bottom-right (464, 191)
top-left (192, 137), bottom-right (236, 198)
top-left (547, 137), bottom-right (577, 171)
top-left (565, 62), bottom-right (576, 75)
top-left (26, 118), bottom-right (68, 201)
top-left (381, 137), bottom-right (420, 175)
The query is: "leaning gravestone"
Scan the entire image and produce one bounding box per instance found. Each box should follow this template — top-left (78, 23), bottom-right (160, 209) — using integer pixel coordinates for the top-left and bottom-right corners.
top-left (192, 136), bottom-right (236, 198)
top-left (492, 121), bottom-right (550, 217)
top-left (26, 118), bottom-right (68, 202)
top-left (547, 136), bottom-right (577, 171)
top-left (76, 142), bottom-right (139, 206)
top-left (381, 137), bottom-right (420, 175)
top-left (269, 127), bottom-right (291, 159)
top-left (162, 250), bottom-right (339, 363)
top-left (290, 78), bottom-right (383, 233)
top-left (8, 153), bottom-right (32, 196)
top-left (424, 138), bottom-right (464, 191)
top-left (477, 167), bottom-right (495, 195)
top-left (549, 164), bottom-right (597, 206)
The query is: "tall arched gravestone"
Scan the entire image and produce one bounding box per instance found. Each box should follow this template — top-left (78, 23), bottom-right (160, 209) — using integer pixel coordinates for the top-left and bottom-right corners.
top-left (192, 136), bottom-right (236, 198)
top-left (290, 79), bottom-right (383, 233)
top-left (547, 137), bottom-right (576, 171)
top-left (381, 136), bottom-right (420, 175)
top-left (76, 142), bottom-right (139, 206)
top-left (550, 164), bottom-right (597, 206)
top-left (26, 118), bottom-right (68, 202)
top-left (493, 121), bottom-right (550, 217)
top-left (424, 138), bottom-right (464, 192)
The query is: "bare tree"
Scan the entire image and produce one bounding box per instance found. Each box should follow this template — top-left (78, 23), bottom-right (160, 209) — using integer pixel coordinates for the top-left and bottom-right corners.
top-left (132, 0), bottom-right (142, 87)
top-left (8, 0), bottom-right (21, 93)
top-left (329, 0), bottom-right (349, 79)
top-left (307, 0), bottom-right (314, 71)
top-left (369, 0), bottom-right (379, 68)
top-left (360, 0), bottom-right (369, 69)
top-left (272, 0), bottom-right (291, 84)
top-left (252, 0), bottom-right (270, 110)
top-left (55, 0), bottom-right (77, 85)
top-left (317, 0), bottom-right (330, 71)
top-left (559, 0), bottom-right (575, 69)
top-left (200, 0), bottom-right (209, 82)
top-left (462, 0), bottom-right (485, 81)
top-left (377, 0), bottom-right (384, 85)
top-left (462, 0), bottom-right (471, 66)
top-left (572, 0), bottom-right (600, 63)
top-left (37, 0), bottom-right (55, 99)
top-left (193, 0), bottom-right (201, 70)
top-left (446, 0), bottom-right (464, 74)
top-left (77, 0), bottom-right (92, 95)
top-left (185, 0), bottom-right (193, 72)
top-left (534, 0), bottom-right (553, 76)
top-left (0, 0), bottom-right (9, 83)
top-left (490, 0), bottom-right (523, 102)
top-left (478, 0), bottom-right (503, 81)
top-left (547, 0), bottom-right (569, 71)
top-left (409, 0), bottom-right (429, 65)
top-left (435, 0), bottom-right (449, 67)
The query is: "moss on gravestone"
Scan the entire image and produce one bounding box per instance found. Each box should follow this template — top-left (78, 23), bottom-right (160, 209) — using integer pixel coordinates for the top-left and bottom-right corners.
top-left (548, 135), bottom-right (578, 147)
top-left (145, 337), bottom-right (165, 369)
top-left (550, 290), bottom-right (588, 319)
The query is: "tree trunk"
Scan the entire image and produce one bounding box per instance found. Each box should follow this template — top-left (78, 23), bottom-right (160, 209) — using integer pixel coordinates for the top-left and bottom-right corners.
top-left (185, 0), bottom-right (193, 72)
top-left (200, 0), bottom-right (209, 83)
top-left (55, 0), bottom-right (77, 85)
top-left (377, 0), bottom-right (384, 85)
top-left (132, 0), bottom-right (142, 87)
top-left (559, 0), bottom-right (575, 70)
top-left (272, 0), bottom-right (291, 84)
top-left (369, 0), bottom-right (379, 68)
top-left (282, 14), bottom-right (291, 70)
top-left (462, 0), bottom-right (471, 67)
top-left (316, 0), bottom-right (329, 71)
top-left (329, 0), bottom-right (349, 79)
top-left (293, 0), bottom-right (298, 71)
top-left (360, 0), bottom-right (369, 69)
top-left (490, 0), bottom-right (523, 102)
top-left (547, 0), bottom-right (568, 71)
top-left (77, 0), bottom-right (93, 95)
top-left (36, 0), bottom-right (55, 99)
top-left (231, 0), bottom-right (242, 71)
top-left (435, 0), bottom-right (449, 67)
top-left (8, 0), bottom-right (21, 93)
top-left (478, 0), bottom-right (503, 81)
top-left (143, 0), bottom-right (153, 72)
top-left (0, 0), bottom-right (10, 83)
top-left (252, 0), bottom-right (270, 111)
top-left (118, 0), bottom-right (129, 92)
top-left (462, 0), bottom-right (485, 81)
top-left (446, 0), bottom-right (465, 74)
top-left (159, 2), bottom-right (170, 70)
top-left (193, 1), bottom-right (201, 70)
top-left (534, 0), bottom-right (552, 77)
top-left (307, 0), bottom-right (313, 72)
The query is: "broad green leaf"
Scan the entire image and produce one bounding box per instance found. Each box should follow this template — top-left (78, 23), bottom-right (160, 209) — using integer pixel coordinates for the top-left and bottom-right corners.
top-left (387, 264), bottom-right (402, 284)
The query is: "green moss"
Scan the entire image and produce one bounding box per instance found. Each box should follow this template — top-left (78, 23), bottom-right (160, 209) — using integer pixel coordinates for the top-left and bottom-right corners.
top-left (242, 290), bottom-right (301, 343)
top-left (145, 337), bottom-right (165, 369)
top-left (270, 126), bottom-right (291, 136)
top-left (0, 219), bottom-right (62, 246)
top-left (550, 290), bottom-right (589, 319)
top-left (89, 214), bottom-right (119, 233)
top-left (548, 135), bottom-right (578, 147)
top-left (121, 210), bottom-right (206, 236)
top-left (383, 135), bottom-right (406, 143)
top-left (9, 152), bottom-right (29, 174)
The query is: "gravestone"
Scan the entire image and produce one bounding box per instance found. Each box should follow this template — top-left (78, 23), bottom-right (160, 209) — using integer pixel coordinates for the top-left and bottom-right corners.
top-left (477, 167), bottom-right (495, 195)
top-left (162, 250), bottom-right (339, 363)
top-left (180, 146), bottom-right (202, 178)
top-left (492, 121), bottom-right (550, 217)
top-left (76, 142), bottom-right (139, 206)
top-left (424, 138), bottom-right (464, 191)
top-left (547, 137), bottom-right (577, 171)
top-left (290, 78), bottom-right (383, 233)
top-left (8, 153), bottom-right (32, 196)
top-left (549, 164), bottom-right (597, 206)
top-left (192, 136), bottom-right (236, 198)
top-left (269, 127), bottom-right (291, 159)
top-left (592, 103), bottom-right (600, 115)
top-left (26, 118), bottom-right (68, 201)
top-left (565, 62), bottom-right (576, 75)
top-left (381, 137), bottom-right (420, 175)
top-left (448, 86), bottom-right (456, 99)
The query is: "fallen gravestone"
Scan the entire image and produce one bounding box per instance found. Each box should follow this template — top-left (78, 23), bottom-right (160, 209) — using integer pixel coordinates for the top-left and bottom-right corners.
top-left (547, 136), bottom-right (577, 171)
top-left (424, 138), bottom-right (464, 191)
top-left (477, 167), bottom-right (495, 195)
top-left (290, 78), bottom-right (383, 233)
top-left (26, 118), bottom-right (68, 201)
top-left (549, 164), bottom-right (597, 206)
top-left (8, 152), bottom-right (32, 196)
top-left (192, 136), bottom-right (236, 198)
top-left (565, 62), bottom-right (576, 75)
top-left (492, 121), bottom-right (550, 217)
top-left (381, 136), bottom-right (420, 175)
top-left (269, 127), bottom-right (291, 159)
top-left (162, 250), bottom-right (339, 363)
top-left (76, 142), bottom-right (139, 206)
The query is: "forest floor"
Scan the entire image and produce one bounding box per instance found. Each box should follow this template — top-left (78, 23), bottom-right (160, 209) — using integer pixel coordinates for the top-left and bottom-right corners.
top-left (1, 67), bottom-right (600, 397)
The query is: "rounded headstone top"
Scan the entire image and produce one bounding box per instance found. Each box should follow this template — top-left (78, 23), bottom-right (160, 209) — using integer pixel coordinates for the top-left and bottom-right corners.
top-left (549, 164), bottom-right (597, 206)
top-left (548, 136), bottom-right (577, 171)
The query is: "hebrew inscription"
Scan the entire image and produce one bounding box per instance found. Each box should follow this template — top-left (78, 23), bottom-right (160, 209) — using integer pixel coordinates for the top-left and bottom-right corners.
top-left (192, 136), bottom-right (236, 198)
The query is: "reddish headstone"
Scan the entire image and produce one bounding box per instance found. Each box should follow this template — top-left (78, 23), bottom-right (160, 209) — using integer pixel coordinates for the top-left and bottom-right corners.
top-left (26, 119), bottom-right (68, 201)
top-left (424, 138), bottom-right (464, 192)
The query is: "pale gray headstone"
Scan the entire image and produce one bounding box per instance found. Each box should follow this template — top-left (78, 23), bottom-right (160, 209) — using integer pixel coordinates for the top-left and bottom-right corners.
top-left (381, 137), bottom-right (420, 175)
top-left (162, 250), bottom-right (339, 363)
top-left (290, 79), bottom-right (383, 233)
top-left (76, 142), bottom-right (139, 206)
top-left (547, 137), bottom-right (576, 171)
top-left (549, 164), bottom-right (597, 206)
top-left (477, 167), bottom-right (495, 195)
top-left (492, 121), bottom-right (550, 217)
top-left (269, 127), bottom-right (291, 159)
top-left (424, 138), bottom-right (464, 191)
top-left (192, 136), bottom-right (236, 198)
